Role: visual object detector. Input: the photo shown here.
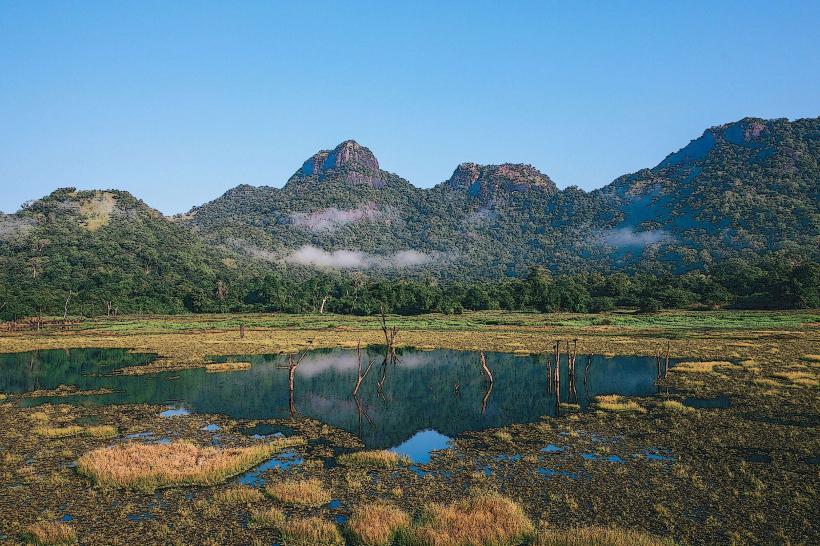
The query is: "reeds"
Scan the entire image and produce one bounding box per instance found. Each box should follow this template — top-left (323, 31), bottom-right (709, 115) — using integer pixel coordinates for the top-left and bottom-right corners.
top-left (593, 395), bottom-right (646, 413)
top-left (279, 516), bottom-right (343, 546)
top-left (205, 362), bottom-right (251, 373)
top-left (533, 526), bottom-right (675, 546)
top-left (264, 477), bottom-right (331, 506)
top-left (671, 361), bottom-right (732, 374)
top-left (22, 522), bottom-right (77, 545)
top-left (337, 450), bottom-right (410, 469)
top-left (76, 437), bottom-right (303, 493)
top-left (34, 424), bottom-right (117, 439)
top-left (249, 506), bottom-right (285, 528)
top-left (213, 485), bottom-right (265, 504)
top-left (347, 502), bottom-right (411, 546)
top-left (411, 493), bottom-right (534, 546)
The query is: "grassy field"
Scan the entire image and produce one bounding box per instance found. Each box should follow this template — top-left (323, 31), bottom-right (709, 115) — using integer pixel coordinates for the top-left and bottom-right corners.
top-left (0, 310), bottom-right (817, 545)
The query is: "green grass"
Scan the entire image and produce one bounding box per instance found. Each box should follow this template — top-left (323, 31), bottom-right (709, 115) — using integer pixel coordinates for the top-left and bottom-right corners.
top-left (40, 309), bottom-right (820, 336)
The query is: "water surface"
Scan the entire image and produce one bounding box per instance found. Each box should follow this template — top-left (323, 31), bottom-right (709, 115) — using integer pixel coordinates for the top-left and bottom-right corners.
top-left (2, 347), bottom-right (671, 448)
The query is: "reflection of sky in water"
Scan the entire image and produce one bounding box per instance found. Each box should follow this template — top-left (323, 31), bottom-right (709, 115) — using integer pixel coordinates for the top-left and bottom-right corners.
top-left (5, 347), bottom-right (674, 449)
top-left (390, 429), bottom-right (451, 464)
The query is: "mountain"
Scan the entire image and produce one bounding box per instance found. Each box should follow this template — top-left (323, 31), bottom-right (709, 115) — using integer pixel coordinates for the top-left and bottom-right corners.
top-left (186, 117), bottom-right (818, 278)
top-left (0, 117), bottom-right (817, 318)
top-left (0, 188), bottom-right (231, 316)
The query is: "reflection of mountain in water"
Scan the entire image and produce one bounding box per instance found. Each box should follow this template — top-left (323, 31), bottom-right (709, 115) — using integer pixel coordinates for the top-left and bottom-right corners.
top-left (2, 347), bottom-right (671, 449)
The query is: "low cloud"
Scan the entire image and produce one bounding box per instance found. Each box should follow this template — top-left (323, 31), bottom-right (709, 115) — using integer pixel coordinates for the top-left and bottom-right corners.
top-left (286, 245), bottom-right (433, 269)
top-left (290, 204), bottom-right (384, 231)
top-left (597, 227), bottom-right (672, 247)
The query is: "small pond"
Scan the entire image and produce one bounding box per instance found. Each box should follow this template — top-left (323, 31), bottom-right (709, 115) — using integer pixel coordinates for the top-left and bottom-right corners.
top-left (2, 347), bottom-right (674, 448)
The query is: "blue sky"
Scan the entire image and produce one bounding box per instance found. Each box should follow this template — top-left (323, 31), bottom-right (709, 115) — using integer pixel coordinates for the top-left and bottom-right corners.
top-left (1, 1), bottom-right (817, 214)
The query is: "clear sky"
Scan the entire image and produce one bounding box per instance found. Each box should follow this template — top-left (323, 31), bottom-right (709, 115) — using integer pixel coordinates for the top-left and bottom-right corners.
top-left (1, 1), bottom-right (818, 214)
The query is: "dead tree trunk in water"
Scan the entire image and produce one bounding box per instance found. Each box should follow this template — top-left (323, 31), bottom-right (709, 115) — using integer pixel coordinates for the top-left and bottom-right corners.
top-left (319, 296), bottom-right (329, 314)
top-left (481, 382), bottom-right (493, 416)
top-left (287, 347), bottom-right (310, 417)
top-left (553, 341), bottom-right (561, 416)
top-left (480, 352), bottom-right (494, 384)
top-left (380, 307), bottom-right (400, 361)
top-left (62, 291), bottom-right (73, 323)
top-left (352, 342), bottom-right (375, 396)
top-left (239, 323), bottom-right (245, 339)
top-left (664, 340), bottom-right (670, 380)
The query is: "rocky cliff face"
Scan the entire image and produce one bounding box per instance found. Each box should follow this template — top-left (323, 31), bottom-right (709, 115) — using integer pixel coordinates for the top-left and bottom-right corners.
top-left (297, 140), bottom-right (384, 187)
top-left (446, 162), bottom-right (558, 195)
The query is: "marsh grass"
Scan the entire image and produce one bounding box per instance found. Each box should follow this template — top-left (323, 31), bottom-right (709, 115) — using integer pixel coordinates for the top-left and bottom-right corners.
top-left (347, 502), bottom-right (411, 546)
top-left (205, 362), bottom-right (251, 373)
top-left (33, 425), bottom-right (84, 438)
top-left (76, 437), bottom-right (303, 493)
top-left (411, 493), bottom-right (534, 546)
top-left (658, 400), bottom-right (695, 413)
top-left (533, 526), bottom-right (675, 546)
top-left (264, 477), bottom-right (331, 506)
top-left (671, 361), bottom-right (733, 374)
top-left (249, 506), bottom-right (285, 528)
top-left (33, 424), bottom-right (117, 439)
top-left (279, 516), bottom-right (344, 546)
top-left (770, 370), bottom-right (817, 386)
top-left (22, 522), bottom-right (77, 545)
top-left (337, 450), bottom-right (410, 469)
top-left (593, 395), bottom-right (646, 413)
top-left (213, 485), bottom-right (265, 504)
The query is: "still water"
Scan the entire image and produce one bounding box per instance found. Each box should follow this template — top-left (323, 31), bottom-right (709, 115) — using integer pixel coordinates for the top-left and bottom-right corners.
top-left (1, 347), bottom-right (670, 448)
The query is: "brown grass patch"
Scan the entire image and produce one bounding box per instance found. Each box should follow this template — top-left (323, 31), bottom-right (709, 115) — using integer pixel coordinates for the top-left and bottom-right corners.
top-left (279, 516), bottom-right (343, 546)
top-left (411, 493), bottom-right (534, 546)
top-left (347, 502), bottom-right (411, 546)
top-left (801, 354), bottom-right (820, 362)
top-left (205, 362), bottom-right (251, 373)
top-left (771, 370), bottom-right (817, 386)
top-left (593, 395), bottom-right (646, 413)
top-left (249, 506), bottom-right (285, 528)
top-left (658, 400), bottom-right (695, 414)
top-left (213, 485), bottom-right (265, 504)
top-left (76, 437), bottom-right (303, 493)
top-left (534, 526), bottom-right (674, 546)
top-left (337, 450), bottom-right (410, 469)
top-left (265, 477), bottom-right (331, 506)
top-left (84, 425), bottom-right (118, 439)
top-left (22, 522), bottom-right (77, 545)
top-left (33, 426), bottom-right (85, 439)
top-left (671, 361), bottom-right (732, 374)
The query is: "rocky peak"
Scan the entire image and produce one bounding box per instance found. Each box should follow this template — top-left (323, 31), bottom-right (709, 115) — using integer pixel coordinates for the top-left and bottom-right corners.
top-left (301, 140), bottom-right (380, 176)
top-left (447, 162), bottom-right (557, 194)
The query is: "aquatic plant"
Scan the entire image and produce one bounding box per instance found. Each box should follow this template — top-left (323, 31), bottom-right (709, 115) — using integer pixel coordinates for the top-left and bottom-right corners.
top-left (278, 516), bottom-right (344, 546)
top-left (76, 437), bottom-right (303, 493)
top-left (33, 426), bottom-right (85, 439)
top-left (21, 522), bottom-right (77, 545)
top-left (337, 450), bottom-right (410, 469)
top-left (671, 361), bottom-right (733, 374)
top-left (264, 477), bottom-right (331, 506)
top-left (658, 400), bottom-right (695, 413)
top-left (347, 502), bottom-right (411, 546)
top-left (410, 492), bottom-right (534, 546)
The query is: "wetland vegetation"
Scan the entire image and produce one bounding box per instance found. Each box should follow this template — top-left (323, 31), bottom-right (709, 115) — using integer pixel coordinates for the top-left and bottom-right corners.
top-left (0, 310), bottom-right (817, 545)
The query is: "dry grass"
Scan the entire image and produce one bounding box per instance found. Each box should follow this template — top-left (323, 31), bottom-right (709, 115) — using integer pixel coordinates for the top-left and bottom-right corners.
top-left (213, 485), bottom-right (265, 504)
top-left (76, 437), bottom-right (303, 493)
top-left (534, 526), bottom-right (674, 546)
top-left (411, 493), bottom-right (534, 546)
top-left (33, 425), bottom-right (85, 439)
top-left (249, 506), bottom-right (285, 528)
top-left (205, 362), bottom-right (251, 373)
top-left (22, 522), bottom-right (77, 545)
top-left (800, 354), bottom-right (820, 362)
top-left (264, 477), bottom-right (331, 506)
top-left (658, 400), bottom-right (695, 413)
top-left (337, 450), bottom-right (410, 469)
top-left (770, 370), bottom-right (818, 386)
top-left (593, 395), bottom-right (646, 413)
top-left (671, 361), bottom-right (732, 374)
top-left (279, 516), bottom-right (344, 546)
top-left (84, 425), bottom-right (118, 439)
top-left (347, 502), bottom-right (411, 546)
top-left (33, 424), bottom-right (117, 439)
